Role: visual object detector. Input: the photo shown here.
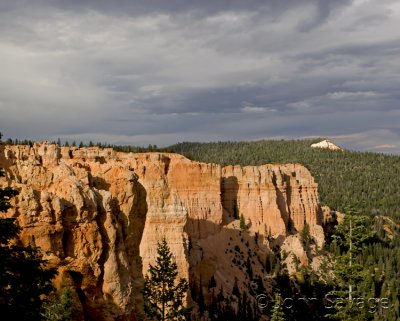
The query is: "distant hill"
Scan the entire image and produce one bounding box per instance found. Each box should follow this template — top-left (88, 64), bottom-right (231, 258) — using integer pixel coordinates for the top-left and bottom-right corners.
top-left (167, 139), bottom-right (400, 220)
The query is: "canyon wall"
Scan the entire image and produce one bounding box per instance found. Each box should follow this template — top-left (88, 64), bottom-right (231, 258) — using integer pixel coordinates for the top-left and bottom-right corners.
top-left (0, 143), bottom-right (324, 320)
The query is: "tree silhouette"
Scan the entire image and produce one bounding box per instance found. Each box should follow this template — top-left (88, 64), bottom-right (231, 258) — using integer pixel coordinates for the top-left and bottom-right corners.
top-left (142, 238), bottom-right (190, 321)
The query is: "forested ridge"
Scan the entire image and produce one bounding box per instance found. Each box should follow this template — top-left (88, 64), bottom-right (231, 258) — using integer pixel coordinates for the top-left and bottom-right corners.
top-left (166, 139), bottom-right (400, 221)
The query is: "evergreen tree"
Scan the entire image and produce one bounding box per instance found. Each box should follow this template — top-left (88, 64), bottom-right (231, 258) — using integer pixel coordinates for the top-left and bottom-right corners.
top-left (270, 294), bottom-right (286, 321)
top-left (240, 214), bottom-right (247, 230)
top-left (142, 238), bottom-right (190, 321)
top-left (327, 211), bottom-right (376, 320)
top-left (0, 165), bottom-right (56, 321)
top-left (41, 287), bottom-right (73, 321)
top-left (300, 223), bottom-right (312, 253)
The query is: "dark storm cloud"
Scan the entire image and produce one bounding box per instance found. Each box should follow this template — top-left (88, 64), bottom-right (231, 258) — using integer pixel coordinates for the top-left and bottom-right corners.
top-left (0, 0), bottom-right (399, 153)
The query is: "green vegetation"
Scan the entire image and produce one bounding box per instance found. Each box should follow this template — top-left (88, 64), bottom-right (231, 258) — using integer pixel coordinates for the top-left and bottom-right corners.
top-left (300, 223), bottom-right (312, 253)
top-left (325, 212), bottom-right (400, 321)
top-left (41, 287), bottom-right (73, 321)
top-left (167, 139), bottom-right (400, 220)
top-left (257, 209), bottom-right (400, 321)
top-left (270, 294), bottom-right (286, 321)
top-left (142, 238), bottom-right (191, 321)
top-left (240, 214), bottom-right (247, 230)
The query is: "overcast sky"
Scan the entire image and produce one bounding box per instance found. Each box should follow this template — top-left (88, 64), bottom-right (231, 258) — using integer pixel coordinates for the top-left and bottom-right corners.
top-left (0, 0), bottom-right (399, 153)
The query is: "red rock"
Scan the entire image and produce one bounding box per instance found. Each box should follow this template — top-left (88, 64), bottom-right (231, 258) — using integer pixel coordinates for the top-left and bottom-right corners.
top-left (0, 142), bottom-right (325, 320)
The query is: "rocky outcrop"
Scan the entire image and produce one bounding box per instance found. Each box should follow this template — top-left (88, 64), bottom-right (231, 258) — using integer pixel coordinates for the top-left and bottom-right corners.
top-left (222, 164), bottom-right (323, 239)
top-left (311, 139), bottom-right (343, 151)
top-left (0, 142), bottom-right (325, 320)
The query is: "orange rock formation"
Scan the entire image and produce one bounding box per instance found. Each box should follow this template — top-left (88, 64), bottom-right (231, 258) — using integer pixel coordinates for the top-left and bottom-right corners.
top-left (0, 142), bottom-right (324, 320)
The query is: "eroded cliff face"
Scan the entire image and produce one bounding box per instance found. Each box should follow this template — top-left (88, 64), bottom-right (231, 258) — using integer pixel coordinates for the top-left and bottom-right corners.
top-left (0, 143), bottom-right (324, 320)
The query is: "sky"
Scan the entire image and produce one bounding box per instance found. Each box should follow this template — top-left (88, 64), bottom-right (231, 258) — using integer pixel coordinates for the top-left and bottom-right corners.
top-left (0, 0), bottom-right (399, 153)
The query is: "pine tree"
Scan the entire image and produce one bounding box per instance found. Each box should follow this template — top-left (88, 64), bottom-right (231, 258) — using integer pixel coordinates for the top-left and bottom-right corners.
top-left (142, 238), bottom-right (190, 321)
top-left (240, 214), bottom-right (246, 230)
top-left (270, 294), bottom-right (286, 321)
top-left (300, 223), bottom-right (312, 253)
top-left (41, 287), bottom-right (73, 321)
top-left (327, 211), bottom-right (376, 320)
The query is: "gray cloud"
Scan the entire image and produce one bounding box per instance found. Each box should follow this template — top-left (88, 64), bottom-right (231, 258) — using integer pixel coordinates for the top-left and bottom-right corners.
top-left (0, 0), bottom-right (399, 153)
top-left (20, 0), bottom-right (351, 18)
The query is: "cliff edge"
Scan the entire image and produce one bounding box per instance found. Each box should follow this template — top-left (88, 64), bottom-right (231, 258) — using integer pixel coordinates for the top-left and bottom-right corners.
top-left (0, 142), bottom-right (324, 320)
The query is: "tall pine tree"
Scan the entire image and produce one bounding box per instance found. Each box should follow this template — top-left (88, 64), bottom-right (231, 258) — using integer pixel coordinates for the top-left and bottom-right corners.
top-left (327, 211), bottom-right (377, 320)
top-left (142, 238), bottom-right (190, 321)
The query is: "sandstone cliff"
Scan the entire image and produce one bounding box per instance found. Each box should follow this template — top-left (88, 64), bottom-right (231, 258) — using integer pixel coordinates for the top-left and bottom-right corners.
top-left (0, 142), bottom-right (324, 320)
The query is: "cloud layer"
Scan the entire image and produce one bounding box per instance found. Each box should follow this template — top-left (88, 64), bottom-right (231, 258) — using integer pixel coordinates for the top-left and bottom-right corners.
top-left (1, 0), bottom-right (399, 153)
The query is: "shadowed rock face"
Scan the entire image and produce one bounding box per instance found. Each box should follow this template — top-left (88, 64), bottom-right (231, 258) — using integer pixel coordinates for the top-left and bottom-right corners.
top-left (0, 142), bottom-right (324, 320)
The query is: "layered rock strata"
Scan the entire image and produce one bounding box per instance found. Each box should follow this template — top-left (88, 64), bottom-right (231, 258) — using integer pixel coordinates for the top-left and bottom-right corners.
top-left (0, 143), bottom-right (324, 320)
